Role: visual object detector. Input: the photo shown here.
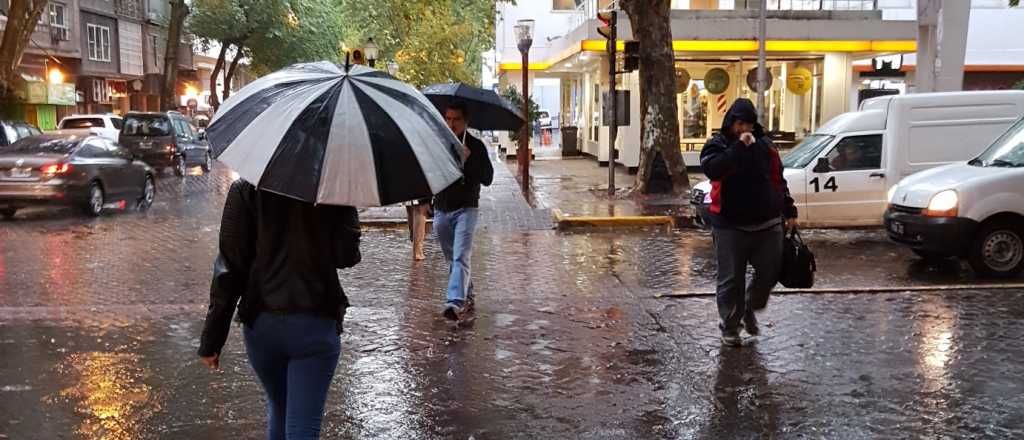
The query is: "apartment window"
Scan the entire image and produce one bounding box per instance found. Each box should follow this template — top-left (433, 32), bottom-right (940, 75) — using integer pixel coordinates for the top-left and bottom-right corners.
top-left (87, 24), bottom-right (112, 62)
top-left (92, 78), bottom-right (109, 102)
top-left (48, 3), bottom-right (69, 40)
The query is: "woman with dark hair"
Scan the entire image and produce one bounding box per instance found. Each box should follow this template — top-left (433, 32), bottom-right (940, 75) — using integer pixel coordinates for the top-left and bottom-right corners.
top-left (198, 179), bottom-right (361, 439)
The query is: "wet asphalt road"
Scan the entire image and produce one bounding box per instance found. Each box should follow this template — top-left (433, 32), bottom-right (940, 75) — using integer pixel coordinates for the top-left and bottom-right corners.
top-left (2, 164), bottom-right (1024, 439)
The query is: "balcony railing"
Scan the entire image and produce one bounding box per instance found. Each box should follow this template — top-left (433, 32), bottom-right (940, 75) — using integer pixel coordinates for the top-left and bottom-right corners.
top-left (115, 0), bottom-right (144, 19)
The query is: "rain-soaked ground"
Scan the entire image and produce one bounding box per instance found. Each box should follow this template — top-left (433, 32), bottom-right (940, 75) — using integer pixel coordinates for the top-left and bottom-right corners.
top-left (2, 162), bottom-right (1023, 439)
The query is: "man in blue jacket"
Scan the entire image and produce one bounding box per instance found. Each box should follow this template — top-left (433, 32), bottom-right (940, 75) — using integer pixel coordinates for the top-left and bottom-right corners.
top-left (700, 98), bottom-right (798, 346)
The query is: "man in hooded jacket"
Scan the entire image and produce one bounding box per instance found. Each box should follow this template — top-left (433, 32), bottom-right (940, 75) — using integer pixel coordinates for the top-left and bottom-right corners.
top-left (700, 98), bottom-right (798, 347)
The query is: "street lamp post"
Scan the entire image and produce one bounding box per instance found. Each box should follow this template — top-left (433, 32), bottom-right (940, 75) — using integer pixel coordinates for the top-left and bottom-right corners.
top-left (363, 38), bottom-right (379, 68)
top-left (756, 0), bottom-right (767, 125)
top-left (515, 19), bottom-right (534, 184)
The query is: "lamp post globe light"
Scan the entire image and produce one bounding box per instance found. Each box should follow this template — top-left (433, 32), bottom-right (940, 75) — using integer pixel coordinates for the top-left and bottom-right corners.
top-left (363, 38), bottom-right (380, 68)
top-left (514, 19), bottom-right (534, 182)
top-left (386, 61), bottom-right (399, 76)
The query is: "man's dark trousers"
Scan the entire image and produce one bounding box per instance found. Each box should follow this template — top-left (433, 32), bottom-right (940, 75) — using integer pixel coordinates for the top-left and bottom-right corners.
top-left (712, 223), bottom-right (784, 331)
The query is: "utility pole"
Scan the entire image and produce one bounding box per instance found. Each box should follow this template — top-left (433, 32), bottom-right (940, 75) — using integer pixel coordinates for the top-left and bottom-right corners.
top-left (756, 0), bottom-right (767, 125)
top-left (598, 10), bottom-right (617, 196)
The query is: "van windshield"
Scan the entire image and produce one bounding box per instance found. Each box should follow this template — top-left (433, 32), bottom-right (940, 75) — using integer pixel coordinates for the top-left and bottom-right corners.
top-left (122, 116), bottom-right (172, 137)
top-left (781, 134), bottom-right (835, 169)
top-left (971, 117), bottom-right (1024, 168)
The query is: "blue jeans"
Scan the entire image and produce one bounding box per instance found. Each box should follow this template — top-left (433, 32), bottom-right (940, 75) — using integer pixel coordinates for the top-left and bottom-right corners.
top-left (434, 207), bottom-right (480, 304)
top-left (243, 314), bottom-right (341, 440)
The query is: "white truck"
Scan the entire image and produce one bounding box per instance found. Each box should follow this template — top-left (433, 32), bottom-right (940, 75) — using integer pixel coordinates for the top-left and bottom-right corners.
top-left (692, 91), bottom-right (1024, 228)
top-left (56, 114), bottom-right (123, 143)
top-left (885, 116), bottom-right (1024, 277)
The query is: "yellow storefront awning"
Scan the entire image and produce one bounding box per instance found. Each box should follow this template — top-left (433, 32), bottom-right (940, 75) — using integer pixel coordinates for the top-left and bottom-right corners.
top-left (499, 39), bottom-right (917, 72)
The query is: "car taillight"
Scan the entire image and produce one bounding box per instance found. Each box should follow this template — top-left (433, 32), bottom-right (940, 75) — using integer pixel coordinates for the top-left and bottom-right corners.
top-left (41, 163), bottom-right (72, 176)
top-left (165, 144), bottom-right (176, 152)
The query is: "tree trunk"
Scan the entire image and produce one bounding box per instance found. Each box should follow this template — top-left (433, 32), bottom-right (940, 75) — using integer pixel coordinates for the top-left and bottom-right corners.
top-left (161, 0), bottom-right (189, 111)
top-left (223, 46), bottom-right (243, 101)
top-left (621, 0), bottom-right (690, 194)
top-left (0, 0), bottom-right (50, 101)
top-left (208, 44), bottom-right (228, 111)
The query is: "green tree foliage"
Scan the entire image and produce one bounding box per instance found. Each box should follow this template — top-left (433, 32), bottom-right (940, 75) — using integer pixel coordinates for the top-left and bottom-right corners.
top-left (189, 0), bottom-right (343, 72)
top-left (250, 0), bottom-right (344, 71)
top-left (1014, 79), bottom-right (1024, 90)
top-left (337, 0), bottom-right (498, 87)
top-left (500, 86), bottom-right (538, 143)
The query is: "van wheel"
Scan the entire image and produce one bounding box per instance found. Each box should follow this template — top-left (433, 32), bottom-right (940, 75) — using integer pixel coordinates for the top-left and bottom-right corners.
top-left (968, 219), bottom-right (1024, 278)
top-left (1, 208), bottom-right (16, 220)
top-left (83, 183), bottom-right (105, 217)
top-left (912, 249), bottom-right (951, 264)
top-left (201, 153), bottom-right (212, 172)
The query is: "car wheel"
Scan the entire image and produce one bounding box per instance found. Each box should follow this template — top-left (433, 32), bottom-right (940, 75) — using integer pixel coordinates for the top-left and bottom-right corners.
top-left (912, 249), bottom-right (951, 264)
top-left (173, 155), bottom-right (186, 177)
top-left (201, 153), bottom-right (212, 173)
top-left (0, 208), bottom-right (16, 220)
top-left (968, 219), bottom-right (1024, 278)
top-left (83, 183), bottom-right (104, 217)
top-left (137, 175), bottom-right (155, 211)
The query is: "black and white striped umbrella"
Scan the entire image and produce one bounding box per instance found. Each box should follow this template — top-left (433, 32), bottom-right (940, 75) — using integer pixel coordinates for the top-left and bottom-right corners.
top-left (205, 61), bottom-right (463, 207)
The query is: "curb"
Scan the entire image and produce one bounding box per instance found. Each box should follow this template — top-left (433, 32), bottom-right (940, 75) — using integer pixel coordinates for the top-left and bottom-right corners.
top-left (552, 208), bottom-right (677, 229)
top-left (656, 283), bottom-right (1024, 298)
top-left (360, 218), bottom-right (433, 229)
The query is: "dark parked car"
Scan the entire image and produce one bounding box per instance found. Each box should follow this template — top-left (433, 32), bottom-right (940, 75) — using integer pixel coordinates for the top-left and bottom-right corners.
top-left (0, 134), bottom-right (155, 219)
top-left (119, 111), bottom-right (212, 176)
top-left (0, 120), bottom-right (43, 147)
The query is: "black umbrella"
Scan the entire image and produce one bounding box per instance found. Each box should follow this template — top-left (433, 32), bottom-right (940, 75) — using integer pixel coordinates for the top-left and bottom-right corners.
top-left (421, 82), bottom-right (525, 131)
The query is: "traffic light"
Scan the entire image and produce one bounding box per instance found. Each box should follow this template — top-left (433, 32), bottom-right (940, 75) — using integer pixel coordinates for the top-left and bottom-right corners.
top-left (623, 41), bottom-right (639, 72)
top-left (597, 10), bottom-right (616, 42)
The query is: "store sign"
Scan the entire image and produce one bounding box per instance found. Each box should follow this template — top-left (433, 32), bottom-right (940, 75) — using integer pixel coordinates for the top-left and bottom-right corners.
top-left (47, 83), bottom-right (77, 106)
top-left (705, 68), bottom-right (730, 95)
top-left (23, 81), bottom-right (76, 105)
top-left (872, 55), bottom-right (903, 75)
top-left (786, 67), bottom-right (813, 95)
top-left (25, 81), bottom-right (48, 104)
top-left (675, 67), bottom-right (691, 94)
top-left (746, 68), bottom-right (773, 91)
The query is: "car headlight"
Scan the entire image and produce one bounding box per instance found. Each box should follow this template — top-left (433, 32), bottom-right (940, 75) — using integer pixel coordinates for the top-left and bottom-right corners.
top-left (886, 185), bottom-right (899, 204)
top-left (925, 190), bottom-right (958, 217)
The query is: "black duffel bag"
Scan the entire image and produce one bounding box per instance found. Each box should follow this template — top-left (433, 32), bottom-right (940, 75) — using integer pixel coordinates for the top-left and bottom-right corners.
top-left (779, 228), bottom-right (816, 289)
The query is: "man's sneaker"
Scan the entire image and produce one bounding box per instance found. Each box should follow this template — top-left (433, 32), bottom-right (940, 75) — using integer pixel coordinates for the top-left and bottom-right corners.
top-left (465, 293), bottom-right (476, 311)
top-left (743, 313), bottom-right (760, 336)
top-left (443, 302), bottom-right (464, 321)
top-left (721, 329), bottom-right (743, 347)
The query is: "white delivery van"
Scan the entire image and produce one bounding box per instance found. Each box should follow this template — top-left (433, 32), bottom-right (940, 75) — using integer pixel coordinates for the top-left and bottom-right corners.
top-left (885, 116), bottom-right (1024, 277)
top-left (692, 91), bottom-right (1024, 228)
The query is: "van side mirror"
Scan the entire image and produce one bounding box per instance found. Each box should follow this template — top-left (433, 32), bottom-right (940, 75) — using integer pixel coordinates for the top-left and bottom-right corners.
top-left (813, 157), bottom-right (832, 173)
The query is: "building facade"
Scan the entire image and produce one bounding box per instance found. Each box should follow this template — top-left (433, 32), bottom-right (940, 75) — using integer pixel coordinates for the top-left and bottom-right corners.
top-left (0, 0), bottom-right (195, 127)
top-left (0, 0), bottom-right (82, 128)
top-left (494, 0), bottom-right (1023, 170)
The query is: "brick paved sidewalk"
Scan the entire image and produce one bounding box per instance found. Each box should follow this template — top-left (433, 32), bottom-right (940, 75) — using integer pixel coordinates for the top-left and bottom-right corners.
top-left (360, 155), bottom-right (552, 232)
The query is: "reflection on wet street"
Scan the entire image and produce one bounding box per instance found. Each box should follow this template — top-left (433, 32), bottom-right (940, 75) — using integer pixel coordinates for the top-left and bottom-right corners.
top-left (2, 166), bottom-right (1024, 438)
